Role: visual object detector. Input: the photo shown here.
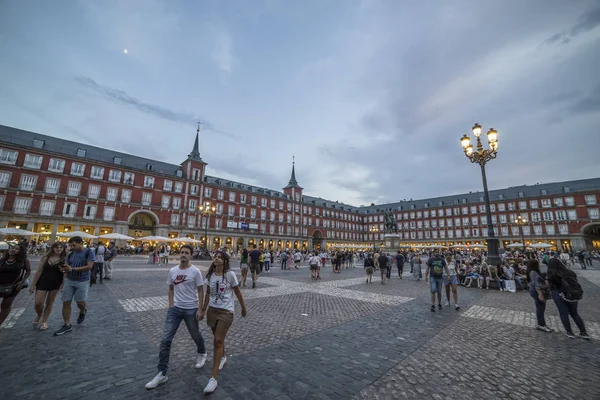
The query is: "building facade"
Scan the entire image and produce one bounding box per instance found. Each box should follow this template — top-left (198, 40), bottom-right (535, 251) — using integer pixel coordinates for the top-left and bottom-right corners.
top-left (1, 124), bottom-right (599, 251)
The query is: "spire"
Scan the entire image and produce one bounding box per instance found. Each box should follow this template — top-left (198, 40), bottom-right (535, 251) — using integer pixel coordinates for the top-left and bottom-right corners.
top-left (187, 123), bottom-right (202, 161)
top-left (284, 155), bottom-right (302, 189)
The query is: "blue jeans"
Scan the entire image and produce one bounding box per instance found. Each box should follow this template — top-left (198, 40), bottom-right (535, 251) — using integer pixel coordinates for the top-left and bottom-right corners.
top-left (429, 277), bottom-right (443, 293)
top-left (494, 276), bottom-right (504, 290)
top-left (551, 291), bottom-right (587, 335)
top-left (515, 276), bottom-right (525, 290)
top-left (530, 291), bottom-right (547, 327)
top-left (264, 260), bottom-right (270, 272)
top-left (158, 306), bottom-right (206, 374)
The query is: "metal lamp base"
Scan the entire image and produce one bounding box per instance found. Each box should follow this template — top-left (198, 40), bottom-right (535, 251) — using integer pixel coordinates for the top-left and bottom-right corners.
top-left (485, 237), bottom-right (501, 266)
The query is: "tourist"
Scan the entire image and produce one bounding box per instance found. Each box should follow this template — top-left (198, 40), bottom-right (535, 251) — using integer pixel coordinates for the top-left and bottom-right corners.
top-left (263, 250), bottom-right (271, 273)
top-left (0, 244), bottom-right (31, 327)
top-left (364, 254), bottom-right (374, 283)
top-left (259, 251), bottom-right (265, 273)
top-left (478, 263), bottom-right (491, 289)
top-left (281, 250), bottom-right (288, 270)
top-left (395, 251), bottom-right (405, 279)
top-left (293, 250), bottom-right (302, 269)
top-left (412, 254), bottom-right (422, 281)
top-left (145, 245), bottom-right (207, 390)
top-left (379, 252), bottom-right (389, 284)
top-left (502, 263), bottom-right (516, 292)
top-left (29, 242), bottom-right (66, 331)
top-left (53, 236), bottom-right (95, 336)
top-left (202, 251), bottom-right (247, 393)
top-left (91, 241), bottom-right (106, 285)
top-left (443, 254), bottom-right (460, 310)
top-left (248, 244), bottom-right (261, 288)
top-left (309, 252), bottom-right (320, 280)
top-left (526, 259), bottom-right (552, 333)
top-left (104, 242), bottom-right (117, 280)
top-left (239, 248), bottom-right (249, 287)
top-left (546, 259), bottom-right (589, 339)
top-left (425, 250), bottom-right (450, 312)
top-left (490, 263), bottom-right (505, 292)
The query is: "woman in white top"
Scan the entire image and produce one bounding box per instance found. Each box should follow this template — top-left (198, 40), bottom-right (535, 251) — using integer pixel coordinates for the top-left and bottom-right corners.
top-left (443, 254), bottom-right (460, 310)
top-left (201, 251), bottom-right (247, 394)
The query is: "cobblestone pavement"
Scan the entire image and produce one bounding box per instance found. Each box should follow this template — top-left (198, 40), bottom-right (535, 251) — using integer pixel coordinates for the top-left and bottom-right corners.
top-left (1, 256), bottom-right (599, 399)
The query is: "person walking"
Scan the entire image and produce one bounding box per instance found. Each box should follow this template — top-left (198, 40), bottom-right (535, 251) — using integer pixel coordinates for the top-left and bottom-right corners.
top-left (239, 248), bottom-right (249, 287)
top-left (53, 236), bottom-right (95, 336)
top-left (29, 242), bottom-right (66, 331)
top-left (379, 252), bottom-right (389, 284)
top-left (263, 250), bottom-right (271, 273)
top-left (91, 241), bottom-right (106, 285)
top-left (443, 255), bottom-right (460, 310)
top-left (412, 254), bottom-right (422, 281)
top-left (293, 250), bottom-right (302, 269)
top-left (201, 251), bottom-right (247, 393)
top-left (425, 250), bottom-right (450, 312)
top-left (546, 258), bottom-right (589, 339)
top-left (281, 251), bottom-right (288, 270)
top-left (526, 259), bottom-right (552, 333)
top-left (145, 245), bottom-right (207, 389)
top-left (0, 244), bottom-right (31, 327)
top-left (309, 252), bottom-right (320, 280)
top-left (395, 251), bottom-right (405, 279)
top-left (248, 244), bottom-right (261, 288)
top-left (103, 242), bottom-right (117, 280)
top-left (364, 254), bottom-right (374, 283)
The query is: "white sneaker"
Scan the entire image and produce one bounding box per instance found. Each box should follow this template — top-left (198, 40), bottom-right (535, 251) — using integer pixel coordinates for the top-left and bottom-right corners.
top-left (204, 377), bottom-right (218, 393)
top-left (219, 355), bottom-right (227, 371)
top-left (195, 353), bottom-right (207, 369)
top-left (444, 302), bottom-right (450, 307)
top-left (145, 372), bottom-right (168, 389)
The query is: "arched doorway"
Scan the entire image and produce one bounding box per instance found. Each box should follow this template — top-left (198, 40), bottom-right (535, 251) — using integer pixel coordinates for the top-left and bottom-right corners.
top-left (268, 239), bottom-right (274, 250)
top-left (236, 237), bottom-right (244, 251)
top-left (213, 237), bottom-right (222, 249)
top-left (582, 223), bottom-right (600, 250)
top-left (259, 238), bottom-right (265, 249)
top-left (225, 237), bottom-right (233, 250)
top-left (128, 211), bottom-right (158, 238)
top-left (312, 230), bottom-right (323, 250)
top-left (277, 239), bottom-right (283, 250)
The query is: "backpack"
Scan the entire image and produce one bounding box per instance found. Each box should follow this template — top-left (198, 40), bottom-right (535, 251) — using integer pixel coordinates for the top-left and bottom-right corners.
top-left (558, 269), bottom-right (583, 302)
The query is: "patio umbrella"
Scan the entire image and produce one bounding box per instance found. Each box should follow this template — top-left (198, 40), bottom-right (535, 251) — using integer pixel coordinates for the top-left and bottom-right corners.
top-left (56, 231), bottom-right (97, 239)
top-left (531, 243), bottom-right (553, 249)
top-left (0, 241), bottom-right (10, 250)
top-left (469, 244), bottom-right (487, 249)
top-left (138, 236), bottom-right (172, 242)
top-left (0, 228), bottom-right (37, 236)
top-left (98, 233), bottom-right (135, 240)
top-left (506, 242), bottom-right (524, 248)
top-left (174, 237), bottom-right (202, 244)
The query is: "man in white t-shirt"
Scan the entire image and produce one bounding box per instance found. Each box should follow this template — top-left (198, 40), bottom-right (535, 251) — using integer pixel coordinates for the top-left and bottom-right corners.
top-left (293, 251), bottom-right (302, 269)
top-left (146, 245), bottom-right (208, 390)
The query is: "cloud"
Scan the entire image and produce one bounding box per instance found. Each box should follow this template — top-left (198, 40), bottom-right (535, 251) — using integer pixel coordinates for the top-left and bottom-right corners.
top-left (211, 26), bottom-right (235, 76)
top-left (568, 84), bottom-right (600, 115)
top-left (74, 76), bottom-right (235, 138)
top-left (544, 6), bottom-right (600, 45)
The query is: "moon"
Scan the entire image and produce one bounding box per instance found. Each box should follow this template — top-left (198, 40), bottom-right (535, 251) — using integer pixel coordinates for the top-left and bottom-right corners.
top-left (123, 49), bottom-right (128, 54)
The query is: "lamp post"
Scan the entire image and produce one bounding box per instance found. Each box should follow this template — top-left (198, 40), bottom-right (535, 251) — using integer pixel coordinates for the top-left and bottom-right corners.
top-left (460, 123), bottom-right (500, 266)
top-left (198, 202), bottom-right (216, 249)
top-left (514, 215), bottom-right (527, 254)
top-left (370, 227), bottom-right (379, 254)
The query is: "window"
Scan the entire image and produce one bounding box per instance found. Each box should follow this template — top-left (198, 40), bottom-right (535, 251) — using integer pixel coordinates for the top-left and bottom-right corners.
top-left (239, 207), bottom-right (246, 217)
top-left (541, 199), bottom-right (551, 208)
top-left (171, 214), bottom-right (180, 226)
top-left (543, 211), bottom-right (553, 221)
top-left (472, 228), bottom-right (479, 237)
top-left (529, 200), bottom-right (538, 209)
top-left (48, 158), bottom-right (65, 173)
top-left (270, 211), bottom-right (275, 221)
top-left (261, 198), bottom-right (267, 207)
top-left (124, 172), bottom-right (135, 185)
top-left (589, 209), bottom-right (600, 219)
top-left (113, 156), bottom-right (122, 165)
top-left (240, 194), bottom-right (247, 203)
top-left (523, 226), bottom-right (531, 236)
top-left (511, 226), bottom-right (520, 236)
top-left (519, 201), bottom-right (527, 210)
top-left (103, 207), bottom-right (115, 221)
top-left (509, 213), bottom-right (517, 222)
top-left (490, 204), bottom-right (496, 212)
top-left (541, 189), bottom-right (547, 195)
top-left (565, 197), bottom-right (575, 206)
top-left (143, 176), bottom-right (155, 188)
top-left (567, 209), bottom-right (577, 220)
top-left (553, 198), bottom-right (563, 207)
top-left (479, 204), bottom-right (486, 213)
top-left (174, 182), bottom-right (183, 193)
top-left (546, 225), bottom-right (555, 235)
top-left (172, 197), bottom-right (181, 210)
top-left (270, 199), bottom-right (276, 208)
top-left (471, 216), bottom-right (478, 225)
top-left (508, 202), bottom-right (515, 211)
top-left (161, 195), bottom-right (170, 208)
top-left (251, 196), bottom-right (257, 206)
top-left (217, 190), bottom-right (224, 200)
top-left (39, 200), bottom-right (55, 216)
top-left (106, 187), bottom-right (118, 201)
top-left (83, 205), bottom-right (97, 219)
top-left (287, 202), bottom-right (292, 212)
top-left (14, 198), bottom-right (32, 214)
top-left (163, 180), bottom-right (173, 191)
top-left (431, 210), bottom-right (437, 217)
top-left (142, 192), bottom-right (152, 206)
top-left (500, 227), bottom-right (508, 236)
top-left (0, 149), bottom-right (18, 165)
top-left (189, 199), bottom-right (197, 211)
top-left (491, 215), bottom-right (497, 223)
top-left (146, 163), bottom-right (153, 171)
top-left (534, 225), bottom-right (543, 235)
top-left (63, 202), bottom-right (77, 217)
top-left (187, 216), bottom-right (196, 228)
top-left (217, 204), bottom-right (223, 215)
top-left (498, 203), bottom-right (505, 211)
top-left (559, 224), bottom-right (569, 235)
top-left (0, 172), bottom-right (10, 188)
top-left (469, 206), bottom-right (476, 214)
top-left (19, 175), bottom-right (37, 191)
top-left (108, 170), bottom-right (121, 182)
top-left (500, 214), bottom-right (507, 223)
top-left (531, 212), bottom-right (541, 222)
top-left (71, 163), bottom-right (85, 176)
top-left (260, 210), bottom-right (266, 220)
top-left (77, 148), bottom-right (87, 157)
top-left (121, 189), bottom-right (131, 203)
top-left (192, 169), bottom-right (201, 180)
top-left (45, 178), bottom-right (61, 194)
top-left (555, 211), bottom-right (566, 221)
top-left (518, 191), bottom-right (524, 198)
top-left (228, 205), bottom-right (235, 216)
top-left (176, 170), bottom-right (183, 178)
top-left (90, 166), bottom-right (104, 179)
top-left (229, 192), bottom-right (236, 202)
top-left (498, 194), bottom-right (504, 200)
top-left (203, 187), bottom-right (212, 197)
top-left (585, 195), bottom-right (597, 205)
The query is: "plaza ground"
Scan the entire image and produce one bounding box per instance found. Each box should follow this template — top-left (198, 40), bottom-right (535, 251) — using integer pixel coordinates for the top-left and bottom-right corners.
top-left (1, 255), bottom-right (599, 400)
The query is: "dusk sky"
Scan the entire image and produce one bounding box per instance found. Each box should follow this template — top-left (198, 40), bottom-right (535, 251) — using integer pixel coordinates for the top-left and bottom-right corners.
top-left (1, 1), bottom-right (599, 206)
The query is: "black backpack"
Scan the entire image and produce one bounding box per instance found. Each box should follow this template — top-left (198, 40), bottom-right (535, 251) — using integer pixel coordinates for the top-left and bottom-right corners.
top-left (559, 269), bottom-right (583, 302)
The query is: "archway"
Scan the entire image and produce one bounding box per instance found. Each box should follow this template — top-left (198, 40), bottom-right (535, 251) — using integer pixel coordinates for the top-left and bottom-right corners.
top-left (236, 237), bottom-right (244, 250)
top-left (259, 238), bottom-right (265, 249)
top-left (213, 236), bottom-right (222, 249)
top-left (293, 240), bottom-right (299, 250)
top-left (582, 223), bottom-right (600, 250)
top-left (225, 237), bottom-right (233, 250)
top-left (277, 239), bottom-right (283, 250)
top-left (268, 239), bottom-right (274, 250)
top-left (312, 230), bottom-right (323, 250)
top-left (128, 211), bottom-right (158, 238)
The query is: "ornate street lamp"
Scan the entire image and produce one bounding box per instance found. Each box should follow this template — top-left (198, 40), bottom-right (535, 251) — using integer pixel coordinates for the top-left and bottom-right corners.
top-left (514, 215), bottom-right (527, 254)
top-left (370, 226), bottom-right (379, 254)
top-left (199, 202), bottom-right (216, 249)
top-left (460, 123), bottom-right (500, 266)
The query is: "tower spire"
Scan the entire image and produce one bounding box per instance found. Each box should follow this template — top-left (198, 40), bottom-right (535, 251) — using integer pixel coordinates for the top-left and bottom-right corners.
top-left (284, 155), bottom-right (302, 189)
top-left (188, 123), bottom-right (202, 161)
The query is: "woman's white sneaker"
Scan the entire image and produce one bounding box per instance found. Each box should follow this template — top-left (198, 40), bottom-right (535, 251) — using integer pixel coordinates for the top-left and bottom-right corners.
top-left (195, 353), bottom-right (207, 368)
top-left (145, 372), bottom-right (168, 389)
top-left (219, 355), bottom-right (227, 370)
top-left (204, 378), bottom-right (218, 393)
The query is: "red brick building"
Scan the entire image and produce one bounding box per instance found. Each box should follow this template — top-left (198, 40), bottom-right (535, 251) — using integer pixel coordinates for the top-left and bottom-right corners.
top-left (1, 124), bottom-right (599, 251)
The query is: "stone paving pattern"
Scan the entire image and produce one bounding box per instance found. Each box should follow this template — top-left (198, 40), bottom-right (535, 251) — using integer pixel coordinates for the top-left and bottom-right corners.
top-left (0, 256), bottom-right (599, 399)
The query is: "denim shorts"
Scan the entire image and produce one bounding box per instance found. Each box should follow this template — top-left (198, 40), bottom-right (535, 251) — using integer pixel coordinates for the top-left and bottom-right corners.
top-left (61, 279), bottom-right (89, 302)
top-left (429, 276), bottom-right (443, 293)
top-left (444, 275), bottom-right (459, 286)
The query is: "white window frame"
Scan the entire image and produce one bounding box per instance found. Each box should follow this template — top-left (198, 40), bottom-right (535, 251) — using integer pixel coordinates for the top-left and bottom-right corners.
top-left (45, 178), bottom-right (61, 194)
top-left (121, 189), bottom-right (132, 203)
top-left (103, 206), bottom-right (115, 221)
top-left (48, 158), bottom-right (65, 173)
top-left (19, 174), bottom-right (37, 191)
top-left (90, 166), bottom-right (105, 179)
top-left (23, 154), bottom-right (43, 169)
top-left (123, 172), bottom-right (135, 185)
top-left (0, 149), bottom-right (18, 165)
top-left (163, 179), bottom-right (173, 191)
top-left (0, 171), bottom-right (10, 188)
top-left (106, 187), bottom-right (118, 201)
top-left (39, 200), bottom-right (55, 216)
top-left (88, 184), bottom-right (101, 199)
top-left (143, 176), bottom-right (155, 188)
top-left (70, 163), bottom-right (85, 176)
top-left (14, 197), bottom-right (32, 214)
top-left (108, 170), bottom-right (122, 182)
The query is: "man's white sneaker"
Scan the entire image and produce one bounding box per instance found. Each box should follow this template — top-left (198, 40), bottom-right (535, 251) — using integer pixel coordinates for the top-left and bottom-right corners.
top-left (195, 353), bottom-right (207, 369)
top-left (219, 355), bottom-right (227, 371)
top-left (444, 302), bottom-right (450, 307)
top-left (145, 372), bottom-right (168, 389)
top-left (204, 378), bottom-right (218, 393)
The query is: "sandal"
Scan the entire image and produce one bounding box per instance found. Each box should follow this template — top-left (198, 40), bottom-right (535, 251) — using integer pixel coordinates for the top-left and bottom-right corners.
top-left (39, 323), bottom-right (49, 331)
top-left (32, 317), bottom-right (41, 325)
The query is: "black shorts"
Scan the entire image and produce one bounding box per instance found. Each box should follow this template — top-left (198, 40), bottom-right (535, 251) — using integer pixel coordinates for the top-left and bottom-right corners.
top-left (250, 263), bottom-right (260, 274)
top-left (309, 264), bottom-right (319, 270)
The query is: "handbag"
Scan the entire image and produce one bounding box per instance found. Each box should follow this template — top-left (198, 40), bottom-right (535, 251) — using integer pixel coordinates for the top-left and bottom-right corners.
top-left (0, 283), bottom-right (15, 297)
top-left (504, 280), bottom-right (516, 293)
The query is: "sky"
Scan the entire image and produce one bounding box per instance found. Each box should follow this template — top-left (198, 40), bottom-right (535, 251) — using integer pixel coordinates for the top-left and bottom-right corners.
top-left (1, 0), bottom-right (599, 207)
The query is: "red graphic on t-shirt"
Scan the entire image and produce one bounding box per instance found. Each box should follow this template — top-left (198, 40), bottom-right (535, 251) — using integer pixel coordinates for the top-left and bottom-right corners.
top-left (173, 275), bottom-right (187, 285)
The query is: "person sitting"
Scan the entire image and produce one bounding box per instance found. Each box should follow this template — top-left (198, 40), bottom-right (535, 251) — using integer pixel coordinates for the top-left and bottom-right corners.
top-left (478, 263), bottom-right (491, 289)
top-left (463, 265), bottom-right (479, 288)
top-left (514, 262), bottom-right (528, 291)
